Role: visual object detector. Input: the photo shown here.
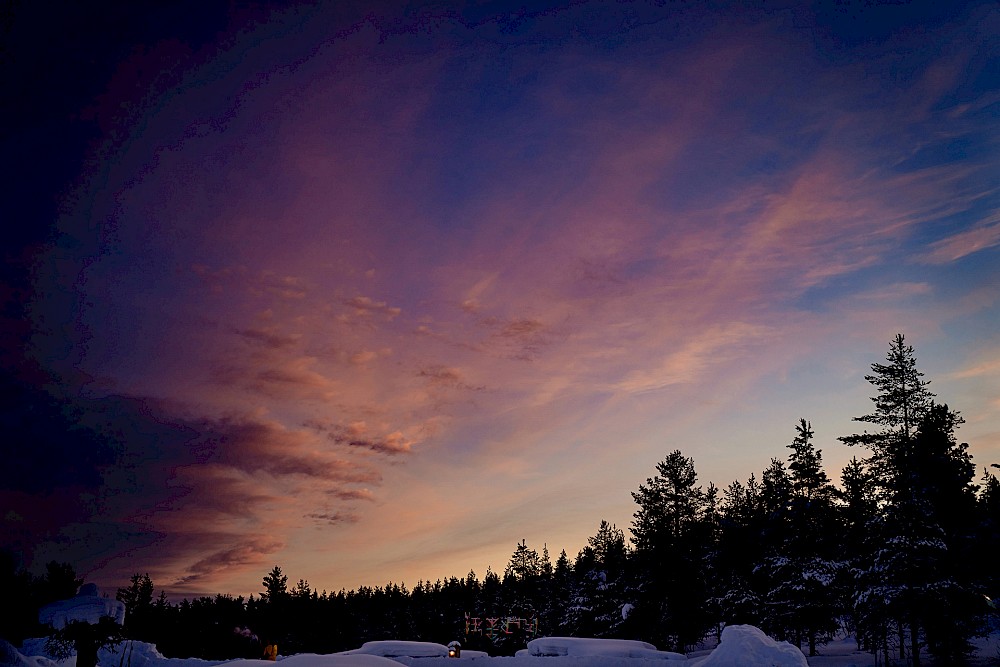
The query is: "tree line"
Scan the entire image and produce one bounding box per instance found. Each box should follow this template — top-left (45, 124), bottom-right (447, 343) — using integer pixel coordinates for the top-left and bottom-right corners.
top-left (4, 335), bottom-right (999, 665)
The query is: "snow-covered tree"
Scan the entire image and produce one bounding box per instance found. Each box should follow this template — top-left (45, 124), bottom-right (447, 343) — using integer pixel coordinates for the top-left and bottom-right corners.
top-left (566, 521), bottom-right (631, 638)
top-left (757, 422), bottom-right (842, 655)
top-left (715, 477), bottom-right (764, 628)
top-left (631, 450), bottom-right (715, 651)
top-left (841, 336), bottom-right (980, 666)
top-left (974, 466), bottom-right (1000, 605)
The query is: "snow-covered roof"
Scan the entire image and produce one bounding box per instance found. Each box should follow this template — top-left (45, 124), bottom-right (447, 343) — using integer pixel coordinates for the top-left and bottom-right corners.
top-left (338, 641), bottom-right (449, 658)
top-left (524, 637), bottom-right (685, 660)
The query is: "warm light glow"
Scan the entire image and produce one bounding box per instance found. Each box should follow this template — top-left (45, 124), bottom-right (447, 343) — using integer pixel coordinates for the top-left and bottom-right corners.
top-left (5, 1), bottom-right (999, 599)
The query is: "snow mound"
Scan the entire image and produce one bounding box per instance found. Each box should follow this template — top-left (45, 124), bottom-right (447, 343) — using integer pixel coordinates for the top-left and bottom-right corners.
top-left (693, 625), bottom-right (806, 667)
top-left (222, 657), bottom-right (399, 667)
top-left (104, 641), bottom-right (220, 667)
top-left (1, 641), bottom-right (62, 667)
top-left (338, 641), bottom-right (448, 658)
top-left (38, 584), bottom-right (126, 629)
top-left (525, 637), bottom-right (685, 660)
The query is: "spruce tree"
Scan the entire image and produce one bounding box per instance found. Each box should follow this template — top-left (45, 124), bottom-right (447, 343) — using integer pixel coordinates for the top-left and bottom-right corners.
top-left (768, 422), bottom-right (842, 655)
top-left (116, 573), bottom-right (155, 643)
top-left (840, 335), bottom-right (979, 666)
top-left (570, 521), bottom-right (631, 638)
top-left (974, 466), bottom-right (1000, 606)
top-left (546, 550), bottom-right (574, 635)
top-left (840, 333), bottom-right (941, 498)
top-left (838, 457), bottom-right (878, 650)
top-left (630, 450), bottom-right (714, 651)
top-left (258, 566), bottom-right (289, 654)
top-left (715, 478), bottom-right (764, 627)
top-left (787, 419), bottom-right (830, 499)
top-left (502, 539), bottom-right (545, 649)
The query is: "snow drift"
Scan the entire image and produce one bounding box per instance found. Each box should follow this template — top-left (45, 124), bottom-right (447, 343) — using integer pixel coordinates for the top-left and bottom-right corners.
top-left (691, 625), bottom-right (807, 667)
top-left (523, 637), bottom-right (685, 660)
top-left (7, 626), bottom-right (833, 667)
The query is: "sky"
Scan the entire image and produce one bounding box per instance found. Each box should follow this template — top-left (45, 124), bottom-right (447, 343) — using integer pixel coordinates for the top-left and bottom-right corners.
top-left (2, 0), bottom-right (999, 600)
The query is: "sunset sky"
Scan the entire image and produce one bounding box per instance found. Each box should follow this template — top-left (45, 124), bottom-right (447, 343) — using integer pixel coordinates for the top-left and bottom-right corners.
top-left (3, 0), bottom-right (999, 599)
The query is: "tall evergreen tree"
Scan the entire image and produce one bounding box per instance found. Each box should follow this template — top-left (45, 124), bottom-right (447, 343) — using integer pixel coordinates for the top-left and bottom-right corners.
top-left (840, 334), bottom-right (943, 499)
top-left (896, 403), bottom-right (981, 664)
top-left (258, 566), bottom-right (290, 653)
top-left (715, 477), bottom-right (764, 627)
top-left (502, 538), bottom-right (546, 649)
top-left (759, 421), bottom-right (842, 656)
top-left (631, 450), bottom-right (715, 651)
top-left (841, 333), bottom-right (935, 450)
top-left (974, 466), bottom-right (1000, 605)
top-left (568, 521), bottom-right (631, 638)
top-left (545, 550), bottom-right (574, 636)
top-left (840, 335), bottom-right (979, 666)
top-left (838, 456), bottom-right (878, 649)
top-left (261, 566), bottom-right (289, 603)
top-left (787, 419), bottom-right (830, 499)
top-left (116, 573), bottom-right (156, 643)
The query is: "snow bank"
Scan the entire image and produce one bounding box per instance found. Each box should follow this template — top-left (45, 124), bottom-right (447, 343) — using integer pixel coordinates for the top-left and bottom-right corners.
top-left (100, 640), bottom-right (213, 667)
top-left (524, 637), bottom-right (685, 660)
top-left (16, 639), bottom-right (226, 667)
top-left (337, 642), bottom-right (449, 658)
top-left (1, 640), bottom-right (62, 667)
top-left (691, 625), bottom-right (806, 667)
top-left (225, 656), bottom-right (400, 667)
top-left (38, 585), bottom-right (126, 630)
top-left (11, 625), bottom-right (843, 667)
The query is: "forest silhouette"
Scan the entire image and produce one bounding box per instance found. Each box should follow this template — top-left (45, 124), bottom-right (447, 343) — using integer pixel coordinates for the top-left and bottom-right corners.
top-left (4, 335), bottom-right (999, 666)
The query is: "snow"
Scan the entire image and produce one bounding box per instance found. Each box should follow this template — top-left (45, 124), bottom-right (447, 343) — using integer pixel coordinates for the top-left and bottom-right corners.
top-left (1, 640), bottom-right (62, 667)
top-left (523, 637), bottom-right (684, 660)
top-left (338, 642), bottom-right (449, 658)
top-left (224, 656), bottom-right (401, 667)
top-left (687, 625), bottom-right (806, 667)
top-left (37, 585), bottom-right (126, 630)
top-left (12, 624), bottom-right (1000, 667)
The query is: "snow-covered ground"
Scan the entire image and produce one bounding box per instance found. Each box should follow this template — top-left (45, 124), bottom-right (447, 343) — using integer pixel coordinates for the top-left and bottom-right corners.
top-left (10, 626), bottom-right (1000, 667)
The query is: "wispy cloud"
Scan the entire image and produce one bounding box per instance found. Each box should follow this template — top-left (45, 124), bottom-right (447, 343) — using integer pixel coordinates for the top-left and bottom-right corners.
top-left (921, 215), bottom-right (1000, 264)
top-left (614, 323), bottom-right (775, 394)
top-left (13, 0), bottom-right (999, 598)
top-left (305, 419), bottom-right (416, 456)
top-left (341, 296), bottom-right (402, 321)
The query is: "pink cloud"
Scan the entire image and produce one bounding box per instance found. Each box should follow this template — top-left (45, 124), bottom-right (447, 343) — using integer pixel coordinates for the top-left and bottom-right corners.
top-left (921, 216), bottom-right (1000, 264)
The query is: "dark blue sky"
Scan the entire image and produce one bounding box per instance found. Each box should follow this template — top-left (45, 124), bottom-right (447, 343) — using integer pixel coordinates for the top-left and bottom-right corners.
top-left (3, 0), bottom-right (998, 598)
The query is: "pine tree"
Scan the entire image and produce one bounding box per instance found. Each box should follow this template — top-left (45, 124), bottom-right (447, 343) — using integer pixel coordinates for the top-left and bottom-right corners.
top-left (116, 573), bottom-right (156, 643)
top-left (501, 539), bottom-right (545, 650)
top-left (715, 478), bottom-right (764, 628)
top-left (261, 566), bottom-right (289, 603)
top-left (545, 550), bottom-right (574, 635)
top-left (787, 419), bottom-right (830, 499)
top-left (840, 335), bottom-right (979, 666)
top-left (258, 566), bottom-right (290, 653)
top-left (630, 450), bottom-right (715, 651)
top-left (897, 403), bottom-right (981, 664)
top-left (756, 422), bottom-right (842, 656)
top-left (839, 334), bottom-right (942, 499)
top-left (841, 334), bottom-right (935, 450)
top-left (504, 540), bottom-right (542, 582)
top-left (974, 466), bottom-right (1000, 607)
top-left (838, 457), bottom-right (878, 649)
top-left (569, 521), bottom-right (631, 637)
